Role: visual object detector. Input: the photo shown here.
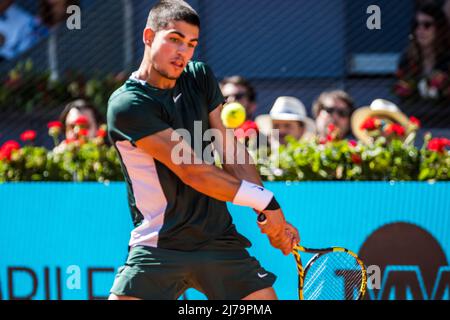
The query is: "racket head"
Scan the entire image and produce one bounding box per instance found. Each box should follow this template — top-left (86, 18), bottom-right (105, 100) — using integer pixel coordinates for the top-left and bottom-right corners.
top-left (293, 246), bottom-right (367, 300)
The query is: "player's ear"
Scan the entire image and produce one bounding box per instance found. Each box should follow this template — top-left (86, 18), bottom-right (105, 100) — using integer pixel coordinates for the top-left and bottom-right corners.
top-left (143, 28), bottom-right (155, 46)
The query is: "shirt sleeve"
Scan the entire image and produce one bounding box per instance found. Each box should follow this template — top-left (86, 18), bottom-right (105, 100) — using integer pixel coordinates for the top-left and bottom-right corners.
top-left (107, 92), bottom-right (171, 146)
top-left (197, 62), bottom-right (225, 113)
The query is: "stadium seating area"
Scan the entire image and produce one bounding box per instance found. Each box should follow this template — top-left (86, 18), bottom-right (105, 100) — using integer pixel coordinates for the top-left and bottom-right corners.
top-left (1, 0), bottom-right (448, 149)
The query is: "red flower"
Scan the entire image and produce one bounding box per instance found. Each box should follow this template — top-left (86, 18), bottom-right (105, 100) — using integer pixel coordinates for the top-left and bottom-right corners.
top-left (78, 128), bottom-right (89, 137)
top-left (384, 123), bottom-right (405, 136)
top-left (96, 128), bottom-right (107, 138)
top-left (327, 123), bottom-right (337, 133)
top-left (47, 121), bottom-right (63, 129)
top-left (360, 117), bottom-right (377, 131)
top-left (20, 130), bottom-right (37, 142)
top-left (234, 120), bottom-right (259, 139)
top-left (351, 154), bottom-right (362, 164)
top-left (0, 140), bottom-right (20, 161)
top-left (348, 140), bottom-right (357, 147)
top-left (74, 115), bottom-right (89, 127)
top-left (409, 116), bottom-right (421, 128)
top-left (427, 138), bottom-right (450, 153)
top-left (64, 138), bottom-right (77, 144)
top-left (48, 121), bottom-right (63, 138)
top-left (326, 134), bottom-right (333, 142)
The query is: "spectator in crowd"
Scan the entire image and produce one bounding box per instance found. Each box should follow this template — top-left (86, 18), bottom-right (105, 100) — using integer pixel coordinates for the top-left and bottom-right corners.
top-left (220, 76), bottom-right (257, 121)
top-left (255, 96), bottom-right (316, 146)
top-left (59, 99), bottom-right (102, 142)
top-left (0, 0), bottom-right (38, 61)
top-left (394, 3), bottom-right (450, 128)
top-left (352, 99), bottom-right (416, 145)
top-left (444, 0), bottom-right (450, 21)
top-left (34, 0), bottom-right (79, 38)
top-left (312, 90), bottom-right (355, 141)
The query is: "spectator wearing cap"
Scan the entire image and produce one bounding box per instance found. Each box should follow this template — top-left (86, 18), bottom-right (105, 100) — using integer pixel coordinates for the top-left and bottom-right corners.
top-left (255, 96), bottom-right (316, 146)
top-left (312, 90), bottom-right (355, 141)
top-left (220, 76), bottom-right (257, 121)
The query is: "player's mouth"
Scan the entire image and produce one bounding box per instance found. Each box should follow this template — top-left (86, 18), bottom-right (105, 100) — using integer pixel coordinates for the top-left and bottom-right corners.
top-left (171, 60), bottom-right (185, 70)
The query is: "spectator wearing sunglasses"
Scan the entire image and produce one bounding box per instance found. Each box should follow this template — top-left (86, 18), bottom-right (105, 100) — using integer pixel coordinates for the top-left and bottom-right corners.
top-left (220, 76), bottom-right (257, 121)
top-left (312, 90), bottom-right (355, 141)
top-left (394, 3), bottom-right (450, 128)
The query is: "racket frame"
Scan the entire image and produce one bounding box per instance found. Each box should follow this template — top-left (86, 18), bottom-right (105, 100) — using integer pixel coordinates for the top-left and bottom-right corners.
top-left (292, 245), bottom-right (367, 300)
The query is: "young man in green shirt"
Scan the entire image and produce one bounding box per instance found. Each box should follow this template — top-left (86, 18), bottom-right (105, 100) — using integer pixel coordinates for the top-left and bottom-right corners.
top-left (107, 0), bottom-right (299, 300)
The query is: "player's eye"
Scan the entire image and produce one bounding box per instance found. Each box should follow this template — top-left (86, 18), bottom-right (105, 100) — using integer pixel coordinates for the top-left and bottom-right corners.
top-left (170, 37), bottom-right (181, 44)
top-left (188, 43), bottom-right (196, 48)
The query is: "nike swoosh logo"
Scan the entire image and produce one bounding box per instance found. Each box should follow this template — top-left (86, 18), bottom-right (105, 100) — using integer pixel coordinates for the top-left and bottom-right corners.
top-left (252, 186), bottom-right (264, 192)
top-left (173, 93), bottom-right (182, 103)
top-left (258, 273), bottom-right (268, 278)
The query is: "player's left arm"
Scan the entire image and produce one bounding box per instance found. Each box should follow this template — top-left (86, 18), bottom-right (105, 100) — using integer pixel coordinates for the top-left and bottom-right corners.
top-left (209, 104), bottom-right (263, 186)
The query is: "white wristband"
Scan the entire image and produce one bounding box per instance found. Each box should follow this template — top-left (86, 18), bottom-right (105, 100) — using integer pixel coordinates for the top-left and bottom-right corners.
top-left (232, 180), bottom-right (274, 212)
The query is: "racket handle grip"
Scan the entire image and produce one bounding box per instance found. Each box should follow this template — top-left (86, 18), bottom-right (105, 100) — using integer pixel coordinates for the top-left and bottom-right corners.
top-left (257, 213), bottom-right (267, 225)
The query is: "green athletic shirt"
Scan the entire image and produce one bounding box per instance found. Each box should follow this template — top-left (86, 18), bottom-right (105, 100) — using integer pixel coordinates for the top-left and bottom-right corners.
top-left (107, 61), bottom-right (251, 251)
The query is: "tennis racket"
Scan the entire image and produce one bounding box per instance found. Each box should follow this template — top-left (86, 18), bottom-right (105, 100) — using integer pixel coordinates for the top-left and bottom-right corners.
top-left (257, 213), bottom-right (367, 300)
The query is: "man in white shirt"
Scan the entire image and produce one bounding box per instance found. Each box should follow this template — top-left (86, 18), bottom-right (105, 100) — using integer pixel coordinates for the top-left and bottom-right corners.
top-left (0, 0), bottom-right (37, 61)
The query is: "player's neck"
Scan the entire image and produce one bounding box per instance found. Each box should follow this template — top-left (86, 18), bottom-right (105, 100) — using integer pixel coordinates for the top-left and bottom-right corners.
top-left (137, 60), bottom-right (176, 90)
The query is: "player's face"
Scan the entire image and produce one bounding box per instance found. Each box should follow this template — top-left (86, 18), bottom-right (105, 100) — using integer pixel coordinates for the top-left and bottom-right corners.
top-left (149, 21), bottom-right (199, 80)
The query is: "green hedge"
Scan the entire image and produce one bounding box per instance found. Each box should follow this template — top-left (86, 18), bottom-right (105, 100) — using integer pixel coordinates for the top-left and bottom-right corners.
top-left (254, 135), bottom-right (449, 181)
top-left (1, 133), bottom-right (449, 182)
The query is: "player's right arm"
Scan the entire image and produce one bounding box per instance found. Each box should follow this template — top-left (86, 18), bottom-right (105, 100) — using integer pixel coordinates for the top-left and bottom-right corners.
top-left (135, 128), bottom-right (295, 255)
top-left (108, 93), bottom-right (294, 254)
top-left (136, 128), bottom-right (241, 202)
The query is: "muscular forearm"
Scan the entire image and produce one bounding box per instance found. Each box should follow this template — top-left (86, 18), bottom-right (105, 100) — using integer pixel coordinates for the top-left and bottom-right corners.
top-left (182, 163), bottom-right (242, 202)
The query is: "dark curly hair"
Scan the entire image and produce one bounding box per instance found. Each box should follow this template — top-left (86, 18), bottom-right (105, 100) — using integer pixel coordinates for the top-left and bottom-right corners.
top-left (406, 3), bottom-right (450, 73)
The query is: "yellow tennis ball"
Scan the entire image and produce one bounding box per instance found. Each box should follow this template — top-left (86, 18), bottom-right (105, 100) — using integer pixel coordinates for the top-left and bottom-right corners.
top-left (221, 102), bottom-right (246, 128)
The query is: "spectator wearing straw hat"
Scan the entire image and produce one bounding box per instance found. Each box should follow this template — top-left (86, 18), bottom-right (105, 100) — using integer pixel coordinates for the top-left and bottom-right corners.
top-left (255, 96), bottom-right (316, 145)
top-left (351, 99), bottom-right (419, 145)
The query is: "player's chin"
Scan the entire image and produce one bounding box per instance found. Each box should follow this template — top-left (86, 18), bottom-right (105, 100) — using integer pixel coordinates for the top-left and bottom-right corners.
top-left (166, 69), bottom-right (183, 80)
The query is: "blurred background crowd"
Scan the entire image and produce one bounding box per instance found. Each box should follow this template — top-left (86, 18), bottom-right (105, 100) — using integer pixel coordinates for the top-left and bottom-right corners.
top-left (0, 0), bottom-right (449, 155)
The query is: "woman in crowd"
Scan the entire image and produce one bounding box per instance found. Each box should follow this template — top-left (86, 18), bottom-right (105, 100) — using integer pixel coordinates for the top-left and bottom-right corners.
top-left (394, 3), bottom-right (450, 128)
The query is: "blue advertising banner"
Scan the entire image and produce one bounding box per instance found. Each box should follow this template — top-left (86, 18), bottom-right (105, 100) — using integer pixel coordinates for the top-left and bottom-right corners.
top-left (0, 182), bottom-right (449, 300)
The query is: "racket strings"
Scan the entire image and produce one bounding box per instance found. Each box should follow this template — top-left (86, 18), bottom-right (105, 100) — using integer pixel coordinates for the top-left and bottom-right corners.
top-left (303, 252), bottom-right (364, 300)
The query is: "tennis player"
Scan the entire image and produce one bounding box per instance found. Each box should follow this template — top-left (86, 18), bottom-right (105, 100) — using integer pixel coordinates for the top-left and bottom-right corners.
top-left (107, 0), bottom-right (299, 300)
